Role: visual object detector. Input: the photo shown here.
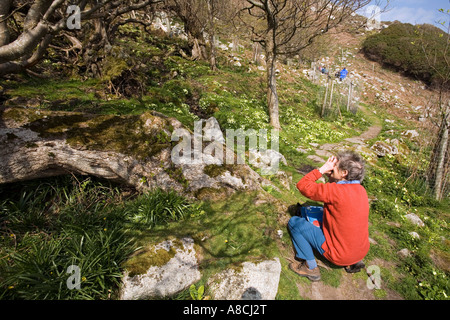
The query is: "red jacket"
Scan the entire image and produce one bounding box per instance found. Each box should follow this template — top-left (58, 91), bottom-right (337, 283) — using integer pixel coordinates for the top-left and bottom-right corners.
top-left (297, 169), bottom-right (370, 266)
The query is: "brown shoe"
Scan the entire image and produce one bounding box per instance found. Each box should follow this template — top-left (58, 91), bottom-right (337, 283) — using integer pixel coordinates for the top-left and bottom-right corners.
top-left (289, 260), bottom-right (321, 282)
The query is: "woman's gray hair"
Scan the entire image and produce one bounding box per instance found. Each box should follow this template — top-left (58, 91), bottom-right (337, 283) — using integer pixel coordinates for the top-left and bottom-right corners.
top-left (337, 150), bottom-right (366, 182)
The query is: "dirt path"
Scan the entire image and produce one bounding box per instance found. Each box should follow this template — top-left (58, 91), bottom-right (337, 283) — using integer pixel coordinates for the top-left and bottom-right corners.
top-left (296, 269), bottom-right (403, 300)
top-left (359, 124), bottom-right (382, 140)
top-left (308, 106), bottom-right (382, 162)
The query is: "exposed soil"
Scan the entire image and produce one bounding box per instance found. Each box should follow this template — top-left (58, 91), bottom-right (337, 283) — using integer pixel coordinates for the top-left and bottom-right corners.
top-left (296, 268), bottom-right (404, 300)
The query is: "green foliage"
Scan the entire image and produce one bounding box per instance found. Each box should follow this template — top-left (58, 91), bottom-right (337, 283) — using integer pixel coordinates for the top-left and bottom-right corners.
top-left (199, 92), bottom-right (269, 131)
top-left (189, 284), bottom-right (205, 300)
top-left (370, 197), bottom-right (401, 220)
top-left (363, 151), bottom-right (449, 300)
top-left (362, 22), bottom-right (449, 88)
top-left (125, 188), bottom-right (204, 229)
top-left (0, 176), bottom-right (132, 299)
top-left (0, 176), bottom-right (202, 299)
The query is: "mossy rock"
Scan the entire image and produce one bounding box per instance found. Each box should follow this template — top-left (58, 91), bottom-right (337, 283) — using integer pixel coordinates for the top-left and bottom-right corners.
top-left (119, 237), bottom-right (201, 299)
top-left (7, 108), bottom-right (174, 161)
top-left (123, 239), bottom-right (183, 277)
top-left (1, 107), bottom-right (263, 198)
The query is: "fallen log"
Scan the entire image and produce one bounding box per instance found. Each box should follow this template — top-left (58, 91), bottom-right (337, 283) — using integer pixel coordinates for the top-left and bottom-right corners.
top-left (0, 107), bottom-right (263, 199)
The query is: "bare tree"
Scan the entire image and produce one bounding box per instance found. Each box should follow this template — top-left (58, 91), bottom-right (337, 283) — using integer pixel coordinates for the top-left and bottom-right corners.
top-left (0, 0), bottom-right (160, 77)
top-left (206, 0), bottom-right (217, 71)
top-left (164, 0), bottom-right (226, 70)
top-left (421, 9), bottom-right (450, 200)
top-left (164, 0), bottom-right (209, 61)
top-left (241, 0), bottom-right (372, 130)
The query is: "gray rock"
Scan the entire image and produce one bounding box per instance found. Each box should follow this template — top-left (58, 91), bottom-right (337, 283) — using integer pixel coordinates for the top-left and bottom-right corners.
top-left (307, 155), bottom-right (325, 163)
top-left (409, 231), bottom-right (420, 239)
top-left (207, 258), bottom-right (281, 300)
top-left (249, 148), bottom-right (287, 174)
top-left (120, 237), bottom-right (201, 300)
top-left (315, 149), bottom-right (333, 158)
top-left (397, 248), bottom-right (411, 258)
top-left (203, 117), bottom-right (225, 144)
top-left (319, 143), bottom-right (336, 151)
top-left (1, 110), bottom-right (262, 200)
top-left (353, 144), bottom-right (377, 160)
top-left (405, 213), bottom-right (425, 227)
top-left (370, 141), bottom-right (398, 157)
top-left (296, 146), bottom-right (309, 153)
top-left (275, 170), bottom-right (292, 190)
top-left (217, 170), bottom-right (245, 189)
top-left (402, 130), bottom-right (419, 139)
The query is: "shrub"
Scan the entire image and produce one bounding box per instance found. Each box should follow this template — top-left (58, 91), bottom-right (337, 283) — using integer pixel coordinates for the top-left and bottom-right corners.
top-left (362, 22), bottom-right (449, 88)
top-left (371, 197), bottom-right (401, 220)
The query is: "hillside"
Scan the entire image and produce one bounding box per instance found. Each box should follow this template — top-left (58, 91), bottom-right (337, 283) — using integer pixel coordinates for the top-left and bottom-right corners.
top-left (0, 16), bottom-right (449, 301)
top-left (362, 22), bottom-right (450, 89)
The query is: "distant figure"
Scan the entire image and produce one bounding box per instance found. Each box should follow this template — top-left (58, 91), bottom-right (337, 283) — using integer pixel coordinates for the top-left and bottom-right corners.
top-left (321, 67), bottom-right (328, 75)
top-left (339, 68), bottom-right (348, 81)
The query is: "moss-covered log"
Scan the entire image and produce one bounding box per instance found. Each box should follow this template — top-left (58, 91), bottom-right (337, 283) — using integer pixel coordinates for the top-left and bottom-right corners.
top-left (0, 107), bottom-right (263, 198)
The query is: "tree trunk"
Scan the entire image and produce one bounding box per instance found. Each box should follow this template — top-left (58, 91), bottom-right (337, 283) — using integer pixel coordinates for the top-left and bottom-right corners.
top-left (265, 35), bottom-right (281, 130)
top-left (187, 31), bottom-right (208, 61)
top-left (81, 18), bottom-right (112, 78)
top-left (207, 0), bottom-right (217, 71)
top-left (433, 118), bottom-right (449, 200)
top-left (322, 78), bottom-right (329, 117)
top-left (209, 35), bottom-right (217, 71)
top-left (0, 0), bottom-right (12, 46)
top-left (252, 42), bottom-right (260, 64)
top-left (0, 22), bottom-right (49, 64)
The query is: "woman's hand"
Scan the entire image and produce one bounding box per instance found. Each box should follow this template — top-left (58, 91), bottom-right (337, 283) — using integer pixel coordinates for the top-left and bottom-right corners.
top-left (319, 156), bottom-right (338, 175)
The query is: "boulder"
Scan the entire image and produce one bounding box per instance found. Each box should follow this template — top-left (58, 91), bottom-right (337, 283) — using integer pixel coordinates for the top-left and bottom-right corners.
top-left (353, 144), bottom-right (377, 160)
top-left (0, 108), bottom-right (263, 200)
top-left (275, 170), bottom-right (292, 190)
top-left (402, 130), bottom-right (419, 139)
top-left (120, 237), bottom-right (201, 300)
top-left (249, 148), bottom-right (287, 174)
top-left (207, 258), bottom-right (281, 300)
top-left (315, 149), bottom-right (333, 158)
top-left (202, 117), bottom-right (225, 144)
top-left (370, 141), bottom-right (398, 157)
top-left (397, 248), bottom-right (411, 258)
top-left (405, 213), bottom-right (425, 227)
top-left (409, 231), bottom-right (420, 239)
top-left (307, 154), bottom-right (325, 163)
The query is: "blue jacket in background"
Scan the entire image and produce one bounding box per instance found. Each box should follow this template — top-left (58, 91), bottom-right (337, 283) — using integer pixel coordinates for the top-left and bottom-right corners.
top-left (340, 68), bottom-right (348, 79)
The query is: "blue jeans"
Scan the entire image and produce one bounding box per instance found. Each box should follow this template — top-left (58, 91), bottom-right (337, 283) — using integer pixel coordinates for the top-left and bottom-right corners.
top-left (288, 216), bottom-right (326, 261)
